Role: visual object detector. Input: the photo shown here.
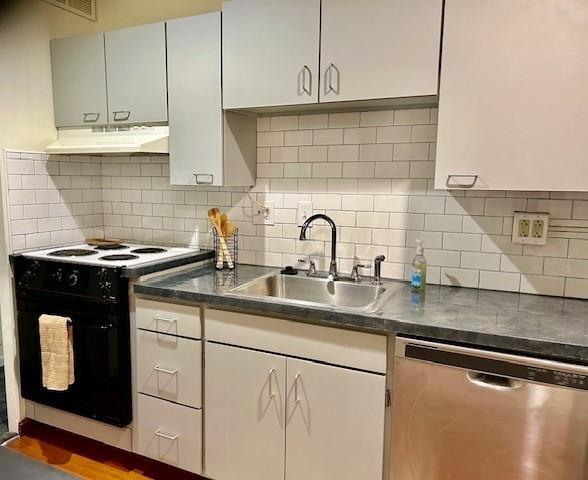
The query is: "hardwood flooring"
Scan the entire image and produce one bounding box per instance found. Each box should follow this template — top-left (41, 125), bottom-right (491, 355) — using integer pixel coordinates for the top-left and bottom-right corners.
top-left (6, 420), bottom-right (205, 480)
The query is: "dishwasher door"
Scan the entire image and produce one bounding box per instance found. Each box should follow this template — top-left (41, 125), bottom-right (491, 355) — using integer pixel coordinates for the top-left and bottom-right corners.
top-left (389, 337), bottom-right (588, 480)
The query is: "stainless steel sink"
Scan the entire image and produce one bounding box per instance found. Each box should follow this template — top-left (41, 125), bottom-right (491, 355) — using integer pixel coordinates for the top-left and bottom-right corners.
top-left (228, 272), bottom-right (400, 313)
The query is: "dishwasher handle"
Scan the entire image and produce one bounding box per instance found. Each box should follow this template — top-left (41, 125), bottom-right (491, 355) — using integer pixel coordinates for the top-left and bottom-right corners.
top-left (467, 371), bottom-right (523, 391)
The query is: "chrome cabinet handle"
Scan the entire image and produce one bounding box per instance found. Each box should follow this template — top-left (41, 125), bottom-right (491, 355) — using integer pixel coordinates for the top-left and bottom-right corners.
top-left (268, 368), bottom-right (276, 399)
top-left (194, 173), bottom-right (214, 184)
top-left (294, 373), bottom-right (301, 404)
top-left (153, 314), bottom-right (178, 324)
top-left (155, 429), bottom-right (179, 441)
top-left (326, 63), bottom-right (340, 95)
top-left (446, 174), bottom-right (478, 188)
top-left (113, 110), bottom-right (131, 121)
top-left (154, 365), bottom-right (178, 375)
top-left (82, 112), bottom-right (100, 122)
top-left (301, 65), bottom-right (312, 96)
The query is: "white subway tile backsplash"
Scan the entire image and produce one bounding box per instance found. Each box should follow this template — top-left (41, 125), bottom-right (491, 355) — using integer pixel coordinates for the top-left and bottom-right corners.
top-left (4, 107), bottom-right (587, 299)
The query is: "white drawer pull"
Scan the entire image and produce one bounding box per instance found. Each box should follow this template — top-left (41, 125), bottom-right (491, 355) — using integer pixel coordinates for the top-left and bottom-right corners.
top-left (153, 314), bottom-right (178, 324)
top-left (155, 429), bottom-right (179, 441)
top-left (154, 365), bottom-right (178, 375)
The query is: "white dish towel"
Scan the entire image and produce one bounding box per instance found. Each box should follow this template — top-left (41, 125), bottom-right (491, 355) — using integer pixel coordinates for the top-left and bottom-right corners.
top-left (39, 314), bottom-right (75, 391)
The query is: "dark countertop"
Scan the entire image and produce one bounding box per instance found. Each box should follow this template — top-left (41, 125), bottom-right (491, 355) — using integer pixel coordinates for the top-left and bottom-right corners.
top-left (134, 264), bottom-right (588, 364)
top-left (121, 250), bottom-right (214, 277)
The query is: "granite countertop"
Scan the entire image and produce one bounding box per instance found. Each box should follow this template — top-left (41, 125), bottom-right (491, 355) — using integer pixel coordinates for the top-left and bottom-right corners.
top-left (134, 264), bottom-right (588, 364)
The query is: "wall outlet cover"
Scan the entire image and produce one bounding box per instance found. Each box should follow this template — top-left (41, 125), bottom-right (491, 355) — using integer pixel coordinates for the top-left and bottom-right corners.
top-left (253, 201), bottom-right (274, 226)
top-left (512, 212), bottom-right (549, 245)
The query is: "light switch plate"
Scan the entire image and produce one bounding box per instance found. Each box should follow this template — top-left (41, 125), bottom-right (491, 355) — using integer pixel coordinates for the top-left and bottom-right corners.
top-left (253, 201), bottom-right (274, 225)
top-left (512, 211), bottom-right (549, 245)
top-left (297, 201), bottom-right (313, 226)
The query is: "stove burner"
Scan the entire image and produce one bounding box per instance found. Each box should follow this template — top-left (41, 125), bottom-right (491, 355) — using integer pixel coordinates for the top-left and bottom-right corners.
top-left (131, 247), bottom-right (167, 254)
top-left (100, 254), bottom-right (139, 261)
top-left (94, 244), bottom-right (130, 251)
top-left (48, 249), bottom-right (98, 257)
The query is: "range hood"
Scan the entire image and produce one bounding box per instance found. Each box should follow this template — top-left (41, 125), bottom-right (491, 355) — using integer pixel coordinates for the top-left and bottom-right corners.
top-left (46, 126), bottom-right (169, 154)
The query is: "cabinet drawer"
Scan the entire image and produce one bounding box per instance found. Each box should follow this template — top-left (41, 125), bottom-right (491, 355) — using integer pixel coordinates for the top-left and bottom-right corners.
top-left (136, 298), bottom-right (201, 339)
top-left (137, 330), bottom-right (202, 408)
top-left (136, 394), bottom-right (202, 475)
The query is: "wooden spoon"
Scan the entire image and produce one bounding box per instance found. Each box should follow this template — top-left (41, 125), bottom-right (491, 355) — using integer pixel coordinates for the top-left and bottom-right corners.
top-left (208, 208), bottom-right (234, 268)
top-left (224, 221), bottom-right (237, 238)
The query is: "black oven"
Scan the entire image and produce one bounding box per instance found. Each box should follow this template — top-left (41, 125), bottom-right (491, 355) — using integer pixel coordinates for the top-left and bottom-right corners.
top-left (12, 256), bottom-right (132, 427)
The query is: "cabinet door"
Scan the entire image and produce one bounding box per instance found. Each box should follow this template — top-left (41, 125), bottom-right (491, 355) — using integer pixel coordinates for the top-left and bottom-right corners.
top-left (320, 0), bottom-right (442, 103)
top-left (222, 0), bottom-right (320, 109)
top-left (105, 23), bottom-right (167, 124)
top-left (167, 14), bottom-right (223, 186)
top-left (50, 33), bottom-right (108, 127)
top-left (285, 358), bottom-right (386, 480)
top-left (205, 342), bottom-right (286, 480)
top-left (435, 0), bottom-right (588, 191)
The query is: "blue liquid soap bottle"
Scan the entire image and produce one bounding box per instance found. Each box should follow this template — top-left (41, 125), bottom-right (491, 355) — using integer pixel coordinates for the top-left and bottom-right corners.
top-left (411, 240), bottom-right (427, 293)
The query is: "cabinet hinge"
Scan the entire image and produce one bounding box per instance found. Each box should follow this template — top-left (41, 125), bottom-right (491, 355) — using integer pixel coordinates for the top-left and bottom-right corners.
top-left (385, 388), bottom-right (391, 407)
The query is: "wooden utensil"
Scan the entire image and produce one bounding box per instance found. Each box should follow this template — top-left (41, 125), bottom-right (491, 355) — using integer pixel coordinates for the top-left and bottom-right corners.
top-left (208, 208), bottom-right (234, 269)
top-left (86, 238), bottom-right (121, 247)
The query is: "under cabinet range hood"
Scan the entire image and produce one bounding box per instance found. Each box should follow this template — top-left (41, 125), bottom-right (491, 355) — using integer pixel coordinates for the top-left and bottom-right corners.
top-left (46, 126), bottom-right (169, 154)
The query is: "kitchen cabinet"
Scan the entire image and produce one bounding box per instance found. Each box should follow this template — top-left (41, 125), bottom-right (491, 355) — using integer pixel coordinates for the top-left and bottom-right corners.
top-left (319, 0), bottom-right (442, 103)
top-left (133, 298), bottom-right (202, 474)
top-left (435, 0), bottom-right (588, 191)
top-left (204, 309), bottom-right (387, 480)
top-left (50, 33), bottom-right (108, 127)
top-left (105, 22), bottom-right (168, 125)
top-left (205, 343), bottom-right (286, 480)
top-left (222, 0), bottom-right (441, 109)
top-left (285, 358), bottom-right (386, 480)
top-left (222, 0), bottom-right (321, 109)
top-left (167, 14), bottom-right (256, 186)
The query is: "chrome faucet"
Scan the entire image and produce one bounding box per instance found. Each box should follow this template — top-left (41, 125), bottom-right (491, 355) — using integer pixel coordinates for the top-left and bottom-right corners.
top-left (299, 213), bottom-right (338, 280)
top-left (351, 263), bottom-right (370, 283)
top-left (372, 255), bottom-right (386, 285)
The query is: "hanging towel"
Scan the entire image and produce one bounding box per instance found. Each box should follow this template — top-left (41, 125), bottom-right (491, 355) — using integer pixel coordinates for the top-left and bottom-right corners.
top-left (39, 314), bottom-right (74, 391)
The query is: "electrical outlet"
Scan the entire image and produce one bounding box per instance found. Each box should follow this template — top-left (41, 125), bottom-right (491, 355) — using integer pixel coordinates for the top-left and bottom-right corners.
top-left (512, 212), bottom-right (549, 245)
top-left (253, 201), bottom-right (274, 225)
top-left (297, 201), bottom-right (313, 226)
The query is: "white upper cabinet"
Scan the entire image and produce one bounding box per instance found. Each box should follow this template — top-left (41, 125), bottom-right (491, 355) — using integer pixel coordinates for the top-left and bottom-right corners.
top-left (104, 23), bottom-right (168, 125)
top-left (167, 14), bottom-right (256, 186)
top-left (319, 0), bottom-right (442, 103)
top-left (222, 0), bottom-right (321, 109)
top-left (50, 33), bottom-right (108, 127)
top-left (435, 0), bottom-right (588, 191)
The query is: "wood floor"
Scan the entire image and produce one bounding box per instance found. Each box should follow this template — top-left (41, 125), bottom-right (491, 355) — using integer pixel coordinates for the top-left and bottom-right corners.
top-left (6, 420), bottom-right (205, 480)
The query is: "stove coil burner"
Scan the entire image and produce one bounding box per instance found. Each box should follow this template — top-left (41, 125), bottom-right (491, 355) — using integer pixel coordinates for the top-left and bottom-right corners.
top-left (48, 249), bottom-right (98, 257)
top-left (99, 254), bottom-right (139, 261)
top-left (131, 248), bottom-right (167, 254)
top-left (94, 244), bottom-right (130, 251)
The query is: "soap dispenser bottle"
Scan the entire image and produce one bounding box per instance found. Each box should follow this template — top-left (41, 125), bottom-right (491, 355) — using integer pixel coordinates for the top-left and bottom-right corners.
top-left (411, 240), bottom-right (427, 293)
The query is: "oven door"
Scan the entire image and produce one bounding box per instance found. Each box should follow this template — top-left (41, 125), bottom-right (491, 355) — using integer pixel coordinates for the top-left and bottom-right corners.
top-left (17, 292), bottom-right (131, 427)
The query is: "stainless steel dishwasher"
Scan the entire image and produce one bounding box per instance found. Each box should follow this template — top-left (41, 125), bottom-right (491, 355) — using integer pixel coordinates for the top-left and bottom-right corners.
top-left (389, 337), bottom-right (588, 480)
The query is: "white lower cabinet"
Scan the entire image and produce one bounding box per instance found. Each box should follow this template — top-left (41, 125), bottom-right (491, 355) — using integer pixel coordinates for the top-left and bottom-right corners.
top-left (136, 394), bottom-right (202, 475)
top-left (285, 358), bottom-right (386, 480)
top-left (205, 342), bottom-right (386, 480)
top-left (205, 343), bottom-right (286, 480)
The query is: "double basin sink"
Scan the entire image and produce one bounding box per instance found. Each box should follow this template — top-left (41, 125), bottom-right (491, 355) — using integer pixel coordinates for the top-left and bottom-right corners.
top-left (228, 272), bottom-right (400, 313)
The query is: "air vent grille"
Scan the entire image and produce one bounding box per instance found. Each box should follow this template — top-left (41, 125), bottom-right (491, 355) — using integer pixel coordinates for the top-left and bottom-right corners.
top-left (42, 0), bottom-right (96, 21)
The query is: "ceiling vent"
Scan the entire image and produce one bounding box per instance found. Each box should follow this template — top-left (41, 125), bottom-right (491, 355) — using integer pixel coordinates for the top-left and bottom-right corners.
top-left (43, 0), bottom-right (96, 21)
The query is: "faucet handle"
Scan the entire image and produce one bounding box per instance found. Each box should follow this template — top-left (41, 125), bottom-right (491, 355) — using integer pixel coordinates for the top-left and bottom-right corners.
top-left (298, 256), bottom-right (317, 276)
top-left (351, 263), bottom-right (371, 283)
